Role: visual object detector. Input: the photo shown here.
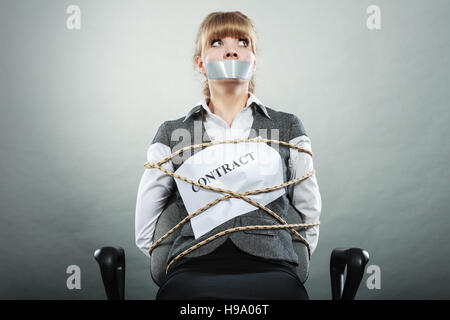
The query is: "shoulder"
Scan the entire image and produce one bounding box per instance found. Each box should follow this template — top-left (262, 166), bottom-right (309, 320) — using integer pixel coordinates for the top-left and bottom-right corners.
top-left (264, 106), bottom-right (308, 139)
top-left (151, 120), bottom-right (171, 146)
top-left (151, 111), bottom-right (193, 146)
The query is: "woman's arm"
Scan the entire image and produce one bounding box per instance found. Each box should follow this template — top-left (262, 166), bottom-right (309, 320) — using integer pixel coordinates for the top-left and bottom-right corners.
top-left (135, 138), bottom-right (175, 258)
top-left (287, 117), bottom-right (322, 256)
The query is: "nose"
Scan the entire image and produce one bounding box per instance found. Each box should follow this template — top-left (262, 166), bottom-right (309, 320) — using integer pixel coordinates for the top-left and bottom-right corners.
top-left (224, 50), bottom-right (238, 59)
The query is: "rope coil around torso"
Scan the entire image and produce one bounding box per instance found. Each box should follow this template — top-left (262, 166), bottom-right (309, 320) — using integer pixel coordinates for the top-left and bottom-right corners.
top-left (144, 137), bottom-right (320, 274)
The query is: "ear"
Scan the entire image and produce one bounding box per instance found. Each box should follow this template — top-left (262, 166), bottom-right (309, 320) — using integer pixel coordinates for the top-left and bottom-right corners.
top-left (253, 58), bottom-right (257, 73)
top-left (196, 56), bottom-right (206, 76)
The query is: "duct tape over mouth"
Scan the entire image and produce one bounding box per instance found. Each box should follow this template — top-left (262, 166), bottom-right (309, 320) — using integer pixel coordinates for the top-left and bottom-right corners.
top-left (205, 60), bottom-right (253, 80)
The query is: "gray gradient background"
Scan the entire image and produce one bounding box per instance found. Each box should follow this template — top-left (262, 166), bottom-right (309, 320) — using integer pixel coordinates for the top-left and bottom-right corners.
top-left (0, 0), bottom-right (449, 299)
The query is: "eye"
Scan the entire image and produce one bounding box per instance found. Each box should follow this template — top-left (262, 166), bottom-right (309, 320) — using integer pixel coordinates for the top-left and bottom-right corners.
top-left (210, 38), bottom-right (249, 47)
top-left (239, 39), bottom-right (249, 47)
top-left (211, 39), bottom-right (222, 47)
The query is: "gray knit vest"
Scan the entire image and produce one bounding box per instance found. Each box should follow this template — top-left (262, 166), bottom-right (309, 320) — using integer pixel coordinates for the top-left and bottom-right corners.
top-left (151, 102), bottom-right (308, 267)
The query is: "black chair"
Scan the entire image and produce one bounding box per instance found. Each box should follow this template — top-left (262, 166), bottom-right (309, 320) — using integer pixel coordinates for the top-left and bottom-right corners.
top-left (94, 195), bottom-right (369, 300)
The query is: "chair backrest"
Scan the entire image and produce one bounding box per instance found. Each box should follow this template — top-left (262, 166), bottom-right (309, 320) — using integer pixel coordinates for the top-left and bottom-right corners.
top-left (150, 194), bottom-right (310, 287)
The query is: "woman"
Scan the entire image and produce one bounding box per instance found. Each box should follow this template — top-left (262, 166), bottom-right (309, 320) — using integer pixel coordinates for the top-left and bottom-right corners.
top-left (135, 11), bottom-right (322, 300)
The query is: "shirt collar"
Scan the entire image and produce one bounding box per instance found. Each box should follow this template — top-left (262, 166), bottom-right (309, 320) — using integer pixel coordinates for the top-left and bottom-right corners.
top-left (183, 92), bottom-right (271, 122)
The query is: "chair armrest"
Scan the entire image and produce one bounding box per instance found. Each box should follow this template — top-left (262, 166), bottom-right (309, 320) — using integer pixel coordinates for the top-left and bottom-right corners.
top-left (94, 246), bottom-right (126, 300)
top-left (330, 248), bottom-right (370, 300)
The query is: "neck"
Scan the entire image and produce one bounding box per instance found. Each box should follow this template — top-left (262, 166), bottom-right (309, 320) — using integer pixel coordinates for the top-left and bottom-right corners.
top-left (207, 83), bottom-right (250, 128)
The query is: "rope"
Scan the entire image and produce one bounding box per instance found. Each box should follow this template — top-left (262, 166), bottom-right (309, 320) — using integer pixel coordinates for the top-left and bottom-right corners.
top-left (143, 137), bottom-right (320, 274)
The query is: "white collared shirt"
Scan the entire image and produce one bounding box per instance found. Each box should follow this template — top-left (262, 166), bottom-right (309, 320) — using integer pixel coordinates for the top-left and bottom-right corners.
top-left (135, 93), bottom-right (322, 259)
top-left (199, 92), bottom-right (264, 141)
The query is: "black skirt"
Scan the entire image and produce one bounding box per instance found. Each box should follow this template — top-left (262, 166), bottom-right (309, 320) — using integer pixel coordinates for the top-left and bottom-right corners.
top-left (156, 238), bottom-right (309, 300)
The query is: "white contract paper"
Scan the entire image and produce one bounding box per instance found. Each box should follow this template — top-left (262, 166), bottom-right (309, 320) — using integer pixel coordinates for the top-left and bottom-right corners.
top-left (174, 137), bottom-right (285, 239)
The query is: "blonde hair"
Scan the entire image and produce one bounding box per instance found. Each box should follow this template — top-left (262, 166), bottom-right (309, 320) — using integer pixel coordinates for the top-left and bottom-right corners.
top-left (192, 11), bottom-right (258, 100)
